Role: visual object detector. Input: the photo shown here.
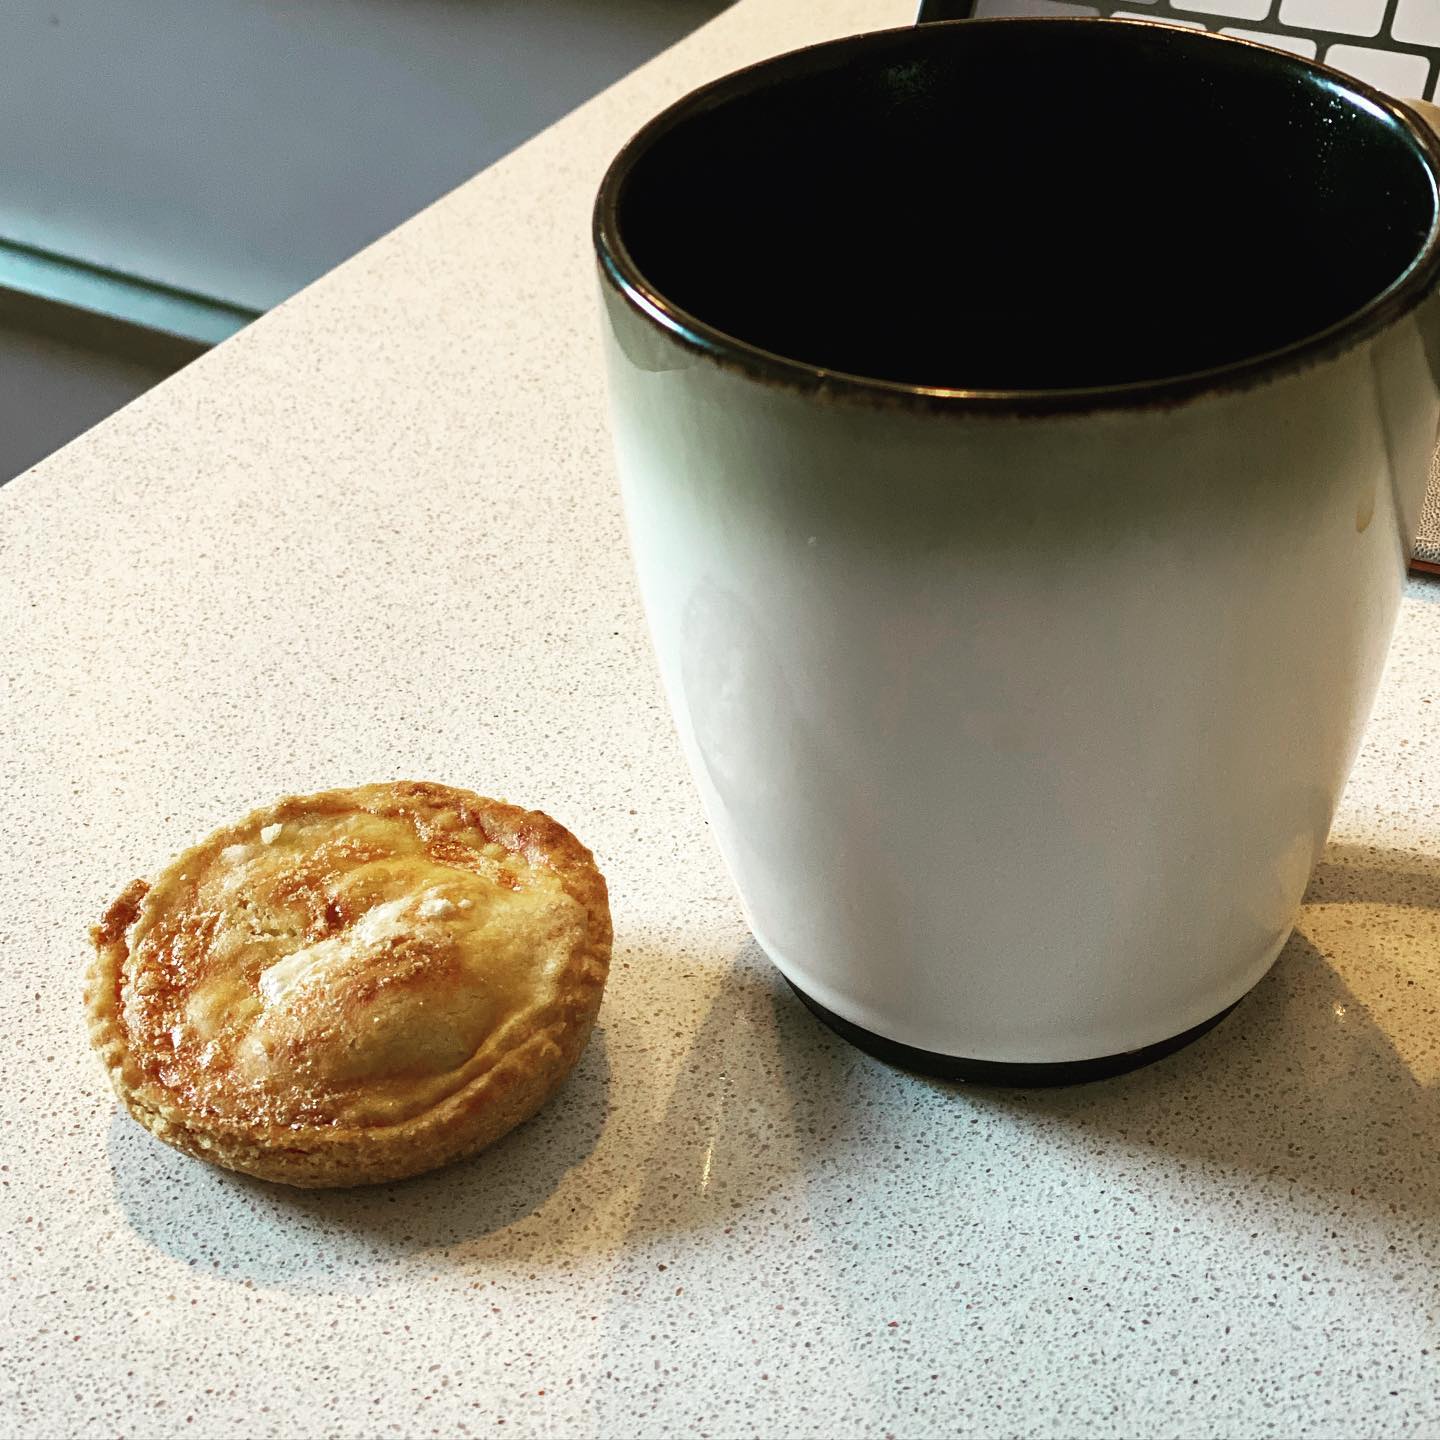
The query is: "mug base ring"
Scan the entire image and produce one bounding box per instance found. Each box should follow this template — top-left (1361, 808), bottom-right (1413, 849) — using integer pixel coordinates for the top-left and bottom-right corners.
top-left (784, 979), bottom-right (1247, 1086)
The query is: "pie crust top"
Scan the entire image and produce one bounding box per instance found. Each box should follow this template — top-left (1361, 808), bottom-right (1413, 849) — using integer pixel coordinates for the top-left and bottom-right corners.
top-left (86, 781), bottom-right (610, 1184)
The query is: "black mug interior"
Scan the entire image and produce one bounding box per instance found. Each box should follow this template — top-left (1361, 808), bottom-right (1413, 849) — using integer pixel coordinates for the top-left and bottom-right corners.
top-left (603, 20), bottom-right (1439, 394)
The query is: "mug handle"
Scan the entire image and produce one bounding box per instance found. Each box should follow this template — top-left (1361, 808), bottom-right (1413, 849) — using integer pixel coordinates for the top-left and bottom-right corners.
top-left (1406, 97), bottom-right (1440, 133)
top-left (1403, 98), bottom-right (1440, 577)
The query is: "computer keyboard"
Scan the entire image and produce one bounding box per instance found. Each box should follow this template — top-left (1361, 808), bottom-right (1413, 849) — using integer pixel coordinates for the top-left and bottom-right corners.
top-left (935, 0), bottom-right (1440, 100)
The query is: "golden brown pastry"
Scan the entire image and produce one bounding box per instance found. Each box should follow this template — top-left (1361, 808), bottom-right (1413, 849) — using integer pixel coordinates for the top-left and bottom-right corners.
top-left (86, 782), bottom-right (611, 1188)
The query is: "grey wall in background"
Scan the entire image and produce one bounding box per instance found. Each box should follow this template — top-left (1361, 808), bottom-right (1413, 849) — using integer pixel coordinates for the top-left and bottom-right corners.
top-left (0, 327), bottom-right (168, 482)
top-left (0, 0), bottom-right (729, 311)
top-left (0, 0), bottom-right (728, 483)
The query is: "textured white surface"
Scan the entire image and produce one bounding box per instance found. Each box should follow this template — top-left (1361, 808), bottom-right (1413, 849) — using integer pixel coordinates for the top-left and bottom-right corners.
top-left (1, 1), bottom-right (1438, 1436)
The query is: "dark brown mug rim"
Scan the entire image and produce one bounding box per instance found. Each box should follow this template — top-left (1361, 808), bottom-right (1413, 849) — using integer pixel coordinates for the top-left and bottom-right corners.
top-left (594, 17), bottom-right (1440, 416)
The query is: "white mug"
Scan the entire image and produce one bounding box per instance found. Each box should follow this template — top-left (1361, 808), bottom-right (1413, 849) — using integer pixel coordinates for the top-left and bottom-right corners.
top-left (595, 18), bottom-right (1440, 1081)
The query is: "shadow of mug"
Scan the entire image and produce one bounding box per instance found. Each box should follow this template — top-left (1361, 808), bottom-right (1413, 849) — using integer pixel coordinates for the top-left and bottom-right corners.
top-left (611, 945), bottom-right (864, 1248)
top-left (953, 843), bottom-right (1440, 1226)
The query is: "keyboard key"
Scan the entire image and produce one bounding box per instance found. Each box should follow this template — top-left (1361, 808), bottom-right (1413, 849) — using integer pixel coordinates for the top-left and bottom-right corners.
top-left (1393, 0), bottom-right (1440, 48)
top-left (1220, 26), bottom-right (1319, 58)
top-left (1174, 0), bottom-right (1268, 19)
top-left (1324, 43), bottom-right (1432, 96)
top-left (1279, 0), bottom-right (1386, 36)
top-left (1113, 11), bottom-right (1206, 25)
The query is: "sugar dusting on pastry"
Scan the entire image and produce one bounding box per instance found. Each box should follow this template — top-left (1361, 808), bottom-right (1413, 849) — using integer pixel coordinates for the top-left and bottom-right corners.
top-left (257, 896), bottom-right (416, 1005)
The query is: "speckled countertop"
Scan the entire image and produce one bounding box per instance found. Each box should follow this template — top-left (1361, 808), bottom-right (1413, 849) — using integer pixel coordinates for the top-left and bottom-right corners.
top-left (3, 2), bottom-right (1439, 1436)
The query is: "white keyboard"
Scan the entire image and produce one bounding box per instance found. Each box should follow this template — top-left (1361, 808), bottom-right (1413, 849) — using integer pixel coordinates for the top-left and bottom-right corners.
top-left (961, 0), bottom-right (1440, 99)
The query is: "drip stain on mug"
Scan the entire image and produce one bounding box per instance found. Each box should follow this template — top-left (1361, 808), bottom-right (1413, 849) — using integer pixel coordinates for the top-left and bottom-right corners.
top-left (1358, 486), bottom-right (1377, 532)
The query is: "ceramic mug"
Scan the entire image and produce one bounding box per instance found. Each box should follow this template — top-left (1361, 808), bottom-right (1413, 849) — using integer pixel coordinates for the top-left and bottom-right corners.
top-left (594, 18), bottom-right (1440, 1081)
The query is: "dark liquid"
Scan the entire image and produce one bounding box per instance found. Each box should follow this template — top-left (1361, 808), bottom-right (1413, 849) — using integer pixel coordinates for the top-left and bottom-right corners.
top-left (614, 22), bottom-right (1435, 392)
